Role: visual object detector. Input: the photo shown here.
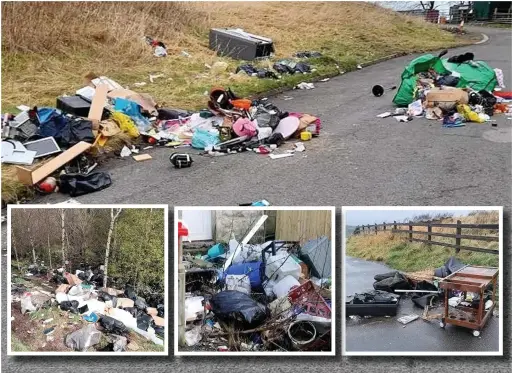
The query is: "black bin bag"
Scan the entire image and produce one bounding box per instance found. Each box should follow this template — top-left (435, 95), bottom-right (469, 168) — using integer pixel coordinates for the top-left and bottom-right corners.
top-left (210, 290), bottom-right (268, 329)
top-left (59, 171), bottom-right (112, 197)
top-left (99, 315), bottom-right (128, 334)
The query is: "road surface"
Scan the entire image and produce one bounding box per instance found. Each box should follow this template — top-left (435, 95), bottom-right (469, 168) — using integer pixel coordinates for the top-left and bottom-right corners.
top-left (344, 256), bottom-right (500, 353)
top-left (31, 26), bottom-right (511, 207)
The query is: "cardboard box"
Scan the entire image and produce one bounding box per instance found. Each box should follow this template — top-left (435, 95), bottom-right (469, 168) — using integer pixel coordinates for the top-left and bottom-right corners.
top-left (426, 88), bottom-right (468, 106)
top-left (55, 284), bottom-right (71, 294)
top-left (146, 307), bottom-right (158, 316)
top-left (64, 272), bottom-right (82, 286)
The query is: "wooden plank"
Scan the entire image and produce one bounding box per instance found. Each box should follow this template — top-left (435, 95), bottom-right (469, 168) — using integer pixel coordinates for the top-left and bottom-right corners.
top-left (391, 229), bottom-right (498, 242)
top-left (88, 84), bottom-right (109, 121)
top-left (408, 238), bottom-right (499, 254)
top-left (133, 154), bottom-right (152, 161)
top-left (16, 141), bottom-right (92, 185)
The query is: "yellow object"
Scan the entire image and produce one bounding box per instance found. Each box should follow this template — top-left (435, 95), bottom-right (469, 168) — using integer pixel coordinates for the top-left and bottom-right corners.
top-left (457, 104), bottom-right (485, 123)
top-left (110, 112), bottom-right (140, 138)
top-left (300, 131), bottom-right (312, 141)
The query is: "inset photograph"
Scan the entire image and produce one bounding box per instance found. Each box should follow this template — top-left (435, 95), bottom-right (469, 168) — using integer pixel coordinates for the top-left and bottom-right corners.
top-left (343, 207), bottom-right (502, 356)
top-left (7, 205), bottom-right (168, 355)
top-left (175, 207), bottom-right (335, 355)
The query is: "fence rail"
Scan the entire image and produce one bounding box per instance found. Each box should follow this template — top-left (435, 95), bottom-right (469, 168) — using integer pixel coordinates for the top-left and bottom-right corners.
top-left (354, 220), bottom-right (499, 255)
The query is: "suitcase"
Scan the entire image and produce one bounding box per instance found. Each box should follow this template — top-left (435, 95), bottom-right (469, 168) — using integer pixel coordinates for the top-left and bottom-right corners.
top-left (209, 28), bottom-right (274, 60)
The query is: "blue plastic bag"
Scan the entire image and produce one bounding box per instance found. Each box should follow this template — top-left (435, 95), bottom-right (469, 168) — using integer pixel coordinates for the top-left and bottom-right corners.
top-left (114, 98), bottom-right (151, 132)
top-left (191, 128), bottom-right (220, 149)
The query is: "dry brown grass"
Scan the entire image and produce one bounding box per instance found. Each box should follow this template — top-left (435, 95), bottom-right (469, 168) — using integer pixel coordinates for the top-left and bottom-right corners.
top-left (347, 212), bottom-right (500, 272)
top-left (1, 2), bottom-right (468, 203)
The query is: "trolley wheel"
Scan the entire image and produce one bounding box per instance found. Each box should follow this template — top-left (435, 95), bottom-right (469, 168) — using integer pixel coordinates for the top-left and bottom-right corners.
top-left (473, 330), bottom-right (481, 337)
top-left (439, 321), bottom-right (445, 328)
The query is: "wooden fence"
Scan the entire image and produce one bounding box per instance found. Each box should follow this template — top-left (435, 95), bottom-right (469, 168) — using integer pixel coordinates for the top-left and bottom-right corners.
top-left (276, 210), bottom-right (331, 244)
top-left (354, 221), bottom-right (499, 255)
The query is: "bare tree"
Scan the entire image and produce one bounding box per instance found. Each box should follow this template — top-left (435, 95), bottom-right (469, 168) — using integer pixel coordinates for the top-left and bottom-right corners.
top-left (103, 208), bottom-right (123, 288)
top-left (47, 232), bottom-right (52, 269)
top-left (11, 227), bottom-right (21, 271)
top-left (25, 210), bottom-right (37, 265)
top-left (61, 208), bottom-right (66, 266)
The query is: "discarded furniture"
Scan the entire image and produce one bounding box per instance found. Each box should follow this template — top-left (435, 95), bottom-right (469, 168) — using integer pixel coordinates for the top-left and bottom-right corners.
top-left (439, 265), bottom-right (498, 337)
top-left (209, 28), bottom-right (274, 60)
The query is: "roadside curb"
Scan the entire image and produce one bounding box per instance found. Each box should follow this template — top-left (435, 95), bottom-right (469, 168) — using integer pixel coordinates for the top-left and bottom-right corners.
top-left (474, 33), bottom-right (490, 45)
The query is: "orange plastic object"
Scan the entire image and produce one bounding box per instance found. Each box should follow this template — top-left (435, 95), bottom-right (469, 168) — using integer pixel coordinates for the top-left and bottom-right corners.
top-left (231, 99), bottom-right (252, 110)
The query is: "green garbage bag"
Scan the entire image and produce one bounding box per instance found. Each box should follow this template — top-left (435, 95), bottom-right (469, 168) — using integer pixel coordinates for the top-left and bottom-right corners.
top-left (393, 54), bottom-right (497, 107)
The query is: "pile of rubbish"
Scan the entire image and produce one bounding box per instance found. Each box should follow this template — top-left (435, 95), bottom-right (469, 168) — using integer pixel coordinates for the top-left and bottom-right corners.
top-left (375, 51), bottom-right (511, 127)
top-left (2, 69), bottom-right (322, 200)
top-left (182, 232), bottom-right (332, 352)
top-left (13, 264), bottom-right (164, 352)
top-left (346, 257), bottom-right (496, 326)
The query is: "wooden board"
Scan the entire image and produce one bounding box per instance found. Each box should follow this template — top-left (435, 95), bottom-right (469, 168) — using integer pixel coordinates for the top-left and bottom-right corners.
top-left (133, 154), bottom-right (152, 162)
top-left (16, 141), bottom-right (92, 185)
top-left (276, 210), bottom-right (331, 244)
top-left (88, 84), bottom-right (109, 122)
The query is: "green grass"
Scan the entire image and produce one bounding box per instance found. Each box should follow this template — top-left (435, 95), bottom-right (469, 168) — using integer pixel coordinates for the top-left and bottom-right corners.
top-left (11, 336), bottom-right (31, 352)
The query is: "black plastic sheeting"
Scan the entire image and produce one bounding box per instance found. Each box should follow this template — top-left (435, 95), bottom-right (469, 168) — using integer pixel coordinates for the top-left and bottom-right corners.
top-left (157, 304), bottom-right (164, 317)
top-left (373, 272), bottom-right (411, 293)
top-left (134, 297), bottom-right (147, 311)
top-left (154, 326), bottom-right (165, 338)
top-left (99, 315), bottom-right (129, 334)
top-left (59, 171), bottom-right (112, 197)
top-left (124, 285), bottom-right (137, 301)
top-left (158, 108), bottom-right (193, 120)
top-left (412, 294), bottom-right (439, 308)
top-left (210, 290), bottom-right (268, 329)
top-left (60, 300), bottom-right (80, 313)
top-left (434, 257), bottom-right (464, 278)
top-left (60, 118), bottom-right (95, 148)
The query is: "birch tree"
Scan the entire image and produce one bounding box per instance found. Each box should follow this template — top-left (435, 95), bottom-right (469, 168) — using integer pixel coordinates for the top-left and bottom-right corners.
top-left (61, 208), bottom-right (66, 266)
top-left (103, 208), bottom-right (122, 288)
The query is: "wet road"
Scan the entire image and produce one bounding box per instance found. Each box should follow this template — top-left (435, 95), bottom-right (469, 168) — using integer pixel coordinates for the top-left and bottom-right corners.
top-left (344, 256), bottom-right (500, 353)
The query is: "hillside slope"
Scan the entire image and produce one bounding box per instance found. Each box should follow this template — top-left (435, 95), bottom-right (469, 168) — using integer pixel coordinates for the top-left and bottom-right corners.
top-left (1, 1), bottom-right (470, 111)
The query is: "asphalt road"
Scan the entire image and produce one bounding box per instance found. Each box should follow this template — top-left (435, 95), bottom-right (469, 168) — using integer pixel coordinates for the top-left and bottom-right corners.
top-left (32, 26), bottom-right (511, 208)
top-left (344, 256), bottom-right (500, 353)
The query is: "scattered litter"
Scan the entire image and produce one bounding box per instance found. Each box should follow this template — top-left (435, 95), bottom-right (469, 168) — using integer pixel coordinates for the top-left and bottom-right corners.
top-left (377, 112), bottom-right (392, 118)
top-left (319, 78), bottom-right (330, 82)
top-left (134, 82), bottom-right (147, 87)
top-left (120, 146), bottom-right (132, 157)
top-left (397, 314), bottom-right (419, 325)
top-left (149, 74), bottom-right (165, 83)
top-left (395, 116), bottom-right (412, 122)
top-left (295, 82), bottom-right (315, 90)
top-left (269, 153), bottom-right (294, 160)
top-left (283, 96), bottom-right (294, 100)
top-left (357, 64), bottom-right (363, 69)
top-left (132, 154), bottom-right (152, 162)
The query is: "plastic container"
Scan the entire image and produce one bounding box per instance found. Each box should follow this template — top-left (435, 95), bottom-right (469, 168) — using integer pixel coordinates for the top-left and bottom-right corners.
top-left (300, 131), bottom-right (312, 141)
top-left (273, 275), bottom-right (300, 298)
top-left (224, 261), bottom-right (264, 289)
top-left (265, 252), bottom-right (301, 281)
top-left (207, 243), bottom-right (225, 259)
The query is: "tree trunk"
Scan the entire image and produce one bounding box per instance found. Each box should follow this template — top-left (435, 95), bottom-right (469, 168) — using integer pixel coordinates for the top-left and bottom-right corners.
top-left (61, 209), bottom-right (66, 266)
top-left (27, 223), bottom-right (36, 265)
top-left (103, 208), bottom-right (122, 288)
top-left (11, 229), bottom-right (21, 272)
top-left (48, 233), bottom-right (52, 270)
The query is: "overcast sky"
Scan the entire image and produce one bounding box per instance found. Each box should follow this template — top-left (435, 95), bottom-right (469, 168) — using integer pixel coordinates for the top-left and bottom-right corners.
top-left (344, 209), bottom-right (477, 226)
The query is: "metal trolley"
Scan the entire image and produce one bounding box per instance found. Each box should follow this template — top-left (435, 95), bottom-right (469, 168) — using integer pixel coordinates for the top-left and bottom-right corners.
top-left (439, 265), bottom-right (498, 337)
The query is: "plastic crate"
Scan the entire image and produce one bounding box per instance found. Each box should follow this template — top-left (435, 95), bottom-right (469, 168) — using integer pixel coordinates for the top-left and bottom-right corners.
top-left (288, 280), bottom-right (331, 319)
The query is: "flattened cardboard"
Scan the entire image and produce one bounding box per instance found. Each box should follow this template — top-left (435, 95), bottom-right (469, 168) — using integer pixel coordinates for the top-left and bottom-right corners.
top-left (146, 307), bottom-right (158, 316)
top-left (16, 141), bottom-right (92, 185)
top-left (55, 284), bottom-right (71, 294)
top-left (151, 315), bottom-right (165, 327)
top-left (100, 121), bottom-right (121, 137)
top-left (88, 84), bottom-right (109, 122)
top-left (116, 298), bottom-right (135, 308)
top-left (133, 154), bottom-right (152, 162)
top-left (107, 89), bottom-right (157, 114)
top-left (64, 272), bottom-right (82, 286)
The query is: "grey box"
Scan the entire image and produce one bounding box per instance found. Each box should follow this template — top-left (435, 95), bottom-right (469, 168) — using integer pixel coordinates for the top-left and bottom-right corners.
top-left (209, 28), bottom-right (274, 60)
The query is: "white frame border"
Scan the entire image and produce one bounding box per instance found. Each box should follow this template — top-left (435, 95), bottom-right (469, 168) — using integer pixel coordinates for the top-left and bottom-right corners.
top-left (341, 206), bottom-right (503, 357)
top-left (174, 206), bottom-right (336, 356)
top-left (5, 204), bottom-right (169, 356)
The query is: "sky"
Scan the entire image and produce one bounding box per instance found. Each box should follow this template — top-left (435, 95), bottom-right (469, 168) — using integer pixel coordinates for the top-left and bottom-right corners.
top-left (344, 209), bottom-right (477, 226)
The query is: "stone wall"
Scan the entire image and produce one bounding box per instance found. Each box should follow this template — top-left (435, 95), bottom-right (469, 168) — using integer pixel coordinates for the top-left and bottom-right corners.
top-left (215, 210), bottom-right (274, 243)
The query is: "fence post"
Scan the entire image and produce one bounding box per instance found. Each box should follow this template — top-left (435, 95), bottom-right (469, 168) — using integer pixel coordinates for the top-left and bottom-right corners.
top-left (375, 223), bottom-right (378, 235)
top-left (455, 220), bottom-right (461, 253)
top-left (408, 221), bottom-right (413, 242)
top-left (383, 222), bottom-right (386, 231)
top-left (394, 221), bottom-right (397, 231)
top-left (367, 225), bottom-right (370, 235)
top-left (427, 222), bottom-right (432, 245)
